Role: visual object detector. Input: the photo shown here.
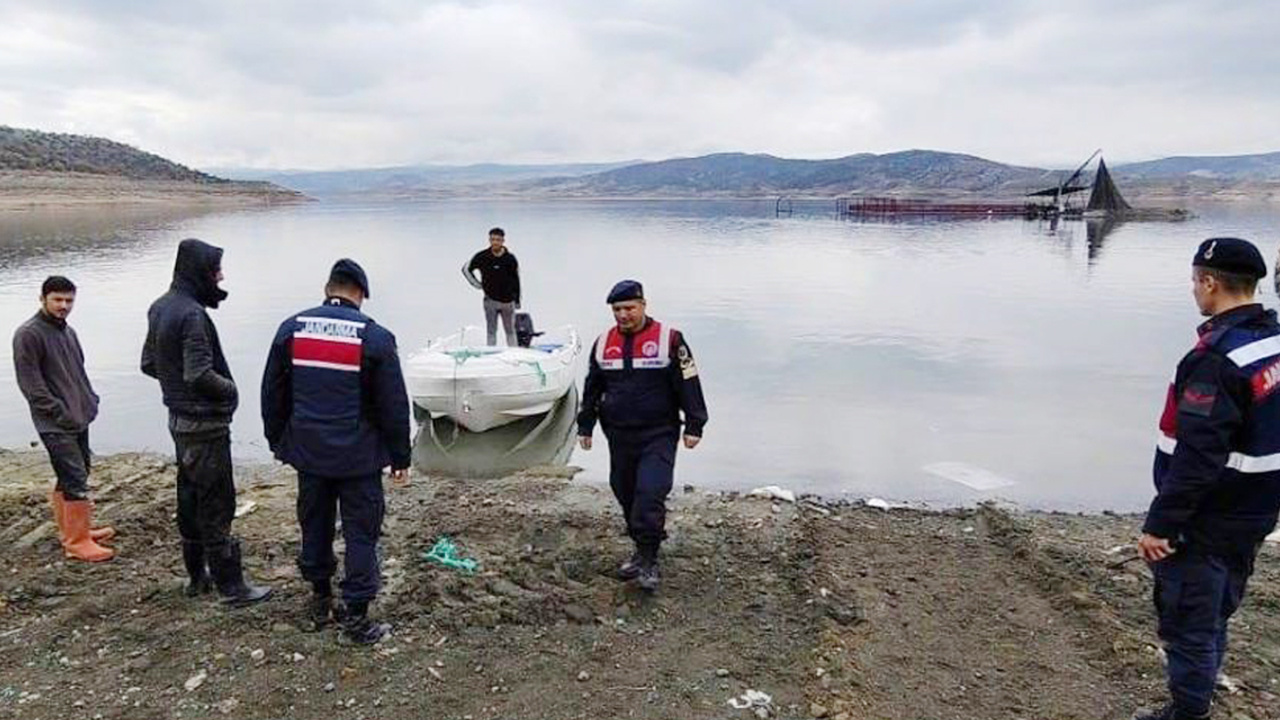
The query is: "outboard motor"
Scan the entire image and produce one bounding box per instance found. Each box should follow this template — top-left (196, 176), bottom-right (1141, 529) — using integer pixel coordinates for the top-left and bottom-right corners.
top-left (514, 312), bottom-right (542, 348)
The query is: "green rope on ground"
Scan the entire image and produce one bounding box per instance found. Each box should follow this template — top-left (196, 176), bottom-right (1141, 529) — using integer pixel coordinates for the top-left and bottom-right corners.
top-left (424, 536), bottom-right (479, 574)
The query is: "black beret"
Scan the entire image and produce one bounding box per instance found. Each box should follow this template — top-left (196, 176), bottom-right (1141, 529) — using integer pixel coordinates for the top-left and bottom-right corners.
top-left (606, 279), bottom-right (644, 304)
top-left (329, 258), bottom-right (370, 298)
top-left (1192, 237), bottom-right (1266, 279)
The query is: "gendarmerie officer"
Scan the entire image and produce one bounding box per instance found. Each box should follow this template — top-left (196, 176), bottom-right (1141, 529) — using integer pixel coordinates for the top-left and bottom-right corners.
top-left (577, 280), bottom-right (708, 592)
top-left (261, 259), bottom-right (411, 644)
top-left (1137, 237), bottom-right (1280, 720)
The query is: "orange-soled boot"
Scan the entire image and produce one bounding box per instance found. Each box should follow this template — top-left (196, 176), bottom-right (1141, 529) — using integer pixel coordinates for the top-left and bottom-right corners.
top-left (51, 491), bottom-right (115, 543)
top-left (60, 499), bottom-right (114, 562)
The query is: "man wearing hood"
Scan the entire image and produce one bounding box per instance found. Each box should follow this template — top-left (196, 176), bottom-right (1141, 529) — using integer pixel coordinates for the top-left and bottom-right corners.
top-left (142, 239), bottom-right (272, 606)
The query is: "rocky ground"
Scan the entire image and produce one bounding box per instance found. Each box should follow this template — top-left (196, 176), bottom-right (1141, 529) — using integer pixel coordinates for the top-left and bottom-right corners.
top-left (0, 448), bottom-right (1276, 720)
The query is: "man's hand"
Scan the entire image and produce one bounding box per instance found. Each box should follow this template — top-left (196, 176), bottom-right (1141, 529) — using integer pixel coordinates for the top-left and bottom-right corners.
top-left (1138, 533), bottom-right (1176, 563)
top-left (578, 435), bottom-right (592, 451)
top-left (683, 435), bottom-right (701, 449)
top-left (390, 468), bottom-right (411, 488)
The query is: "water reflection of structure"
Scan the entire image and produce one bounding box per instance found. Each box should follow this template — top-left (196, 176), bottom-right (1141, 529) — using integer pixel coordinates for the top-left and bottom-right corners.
top-left (1085, 216), bottom-right (1123, 263)
top-left (1029, 215), bottom-right (1126, 266)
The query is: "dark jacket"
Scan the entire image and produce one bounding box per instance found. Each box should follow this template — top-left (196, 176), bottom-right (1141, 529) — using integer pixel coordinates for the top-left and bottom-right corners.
top-left (261, 297), bottom-right (411, 477)
top-left (577, 317), bottom-right (708, 437)
top-left (465, 249), bottom-right (521, 304)
top-left (1146, 304), bottom-right (1280, 555)
top-left (141, 239), bottom-right (238, 427)
top-left (13, 311), bottom-right (99, 434)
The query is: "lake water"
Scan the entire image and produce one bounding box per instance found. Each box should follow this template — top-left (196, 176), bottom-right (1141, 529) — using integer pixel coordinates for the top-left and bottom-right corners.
top-left (2, 198), bottom-right (1277, 511)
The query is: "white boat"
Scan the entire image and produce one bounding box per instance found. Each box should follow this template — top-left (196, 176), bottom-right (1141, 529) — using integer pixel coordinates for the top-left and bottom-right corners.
top-left (405, 325), bottom-right (581, 433)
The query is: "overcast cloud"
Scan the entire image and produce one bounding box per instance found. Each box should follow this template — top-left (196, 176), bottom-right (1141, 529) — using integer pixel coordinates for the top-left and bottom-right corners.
top-left (1, 0), bottom-right (1276, 170)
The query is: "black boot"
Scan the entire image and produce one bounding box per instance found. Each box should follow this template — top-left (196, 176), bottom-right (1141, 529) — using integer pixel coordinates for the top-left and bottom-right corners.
top-left (341, 601), bottom-right (391, 645)
top-left (636, 545), bottom-right (660, 593)
top-left (1134, 703), bottom-right (1209, 720)
top-left (181, 542), bottom-right (213, 597)
top-left (208, 540), bottom-right (273, 607)
top-left (306, 581), bottom-right (347, 630)
top-left (617, 550), bottom-right (643, 580)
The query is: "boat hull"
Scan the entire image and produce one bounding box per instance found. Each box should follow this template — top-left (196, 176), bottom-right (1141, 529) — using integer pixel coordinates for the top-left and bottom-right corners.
top-left (405, 327), bottom-right (580, 433)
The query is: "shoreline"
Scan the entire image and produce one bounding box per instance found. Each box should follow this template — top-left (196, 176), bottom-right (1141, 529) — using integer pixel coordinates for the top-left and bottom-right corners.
top-left (5, 169), bottom-right (1280, 206)
top-left (0, 170), bottom-right (310, 211)
top-left (0, 448), bottom-right (1275, 719)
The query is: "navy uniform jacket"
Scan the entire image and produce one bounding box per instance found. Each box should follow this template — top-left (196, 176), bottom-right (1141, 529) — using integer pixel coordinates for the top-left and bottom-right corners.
top-left (261, 297), bottom-right (411, 477)
top-left (1146, 303), bottom-right (1280, 555)
top-left (577, 317), bottom-right (708, 437)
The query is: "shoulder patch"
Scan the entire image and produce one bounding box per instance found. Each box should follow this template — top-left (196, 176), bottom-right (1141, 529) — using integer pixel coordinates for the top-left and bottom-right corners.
top-left (1177, 382), bottom-right (1217, 417)
top-left (678, 344), bottom-right (698, 379)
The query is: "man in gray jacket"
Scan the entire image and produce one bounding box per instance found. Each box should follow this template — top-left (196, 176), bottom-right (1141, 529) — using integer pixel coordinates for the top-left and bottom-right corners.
top-left (13, 275), bottom-right (114, 562)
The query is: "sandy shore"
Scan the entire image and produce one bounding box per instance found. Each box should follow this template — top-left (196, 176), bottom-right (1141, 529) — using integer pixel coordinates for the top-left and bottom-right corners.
top-left (0, 449), bottom-right (1276, 720)
top-left (0, 171), bottom-right (308, 211)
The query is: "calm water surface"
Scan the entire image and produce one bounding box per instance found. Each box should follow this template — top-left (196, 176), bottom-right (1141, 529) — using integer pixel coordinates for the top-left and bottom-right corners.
top-left (2, 199), bottom-right (1277, 511)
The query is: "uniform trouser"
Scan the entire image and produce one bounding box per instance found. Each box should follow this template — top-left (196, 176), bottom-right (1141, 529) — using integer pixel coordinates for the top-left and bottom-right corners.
top-left (40, 430), bottom-right (92, 500)
top-left (1153, 550), bottom-right (1253, 716)
top-left (483, 297), bottom-right (516, 347)
top-left (605, 426), bottom-right (679, 553)
top-left (172, 429), bottom-right (237, 560)
top-left (296, 472), bottom-right (385, 603)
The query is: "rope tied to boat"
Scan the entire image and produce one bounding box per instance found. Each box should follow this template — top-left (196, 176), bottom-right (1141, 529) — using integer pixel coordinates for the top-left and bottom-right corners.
top-left (445, 348), bottom-right (494, 364)
top-left (515, 360), bottom-right (547, 387)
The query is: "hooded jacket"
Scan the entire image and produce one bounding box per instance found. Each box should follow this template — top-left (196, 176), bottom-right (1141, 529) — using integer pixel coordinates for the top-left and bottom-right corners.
top-left (141, 239), bottom-right (238, 426)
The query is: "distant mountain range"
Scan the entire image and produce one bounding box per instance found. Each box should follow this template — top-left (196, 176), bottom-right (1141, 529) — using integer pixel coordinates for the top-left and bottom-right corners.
top-left (214, 161), bottom-right (640, 196)
top-left (218, 150), bottom-right (1280, 201)
top-left (518, 151), bottom-right (1057, 198)
top-left (1113, 152), bottom-right (1280, 181)
top-left (7, 124), bottom-right (1280, 201)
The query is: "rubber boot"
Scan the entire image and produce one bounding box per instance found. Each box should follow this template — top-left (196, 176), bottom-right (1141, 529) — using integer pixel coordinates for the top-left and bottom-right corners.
top-left (208, 540), bottom-right (273, 607)
top-left (51, 491), bottom-right (115, 542)
top-left (59, 499), bottom-right (114, 562)
top-left (181, 542), bottom-right (213, 597)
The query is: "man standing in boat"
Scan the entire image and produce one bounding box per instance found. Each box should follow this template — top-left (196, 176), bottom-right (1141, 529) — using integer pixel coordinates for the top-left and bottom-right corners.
top-left (1137, 237), bottom-right (1280, 720)
top-left (462, 227), bottom-right (521, 346)
top-left (577, 280), bottom-right (708, 592)
top-left (13, 275), bottom-right (115, 562)
top-left (261, 259), bottom-right (411, 644)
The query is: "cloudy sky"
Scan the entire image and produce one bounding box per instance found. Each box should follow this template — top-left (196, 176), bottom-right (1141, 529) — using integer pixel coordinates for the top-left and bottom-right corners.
top-left (1, 0), bottom-right (1276, 170)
